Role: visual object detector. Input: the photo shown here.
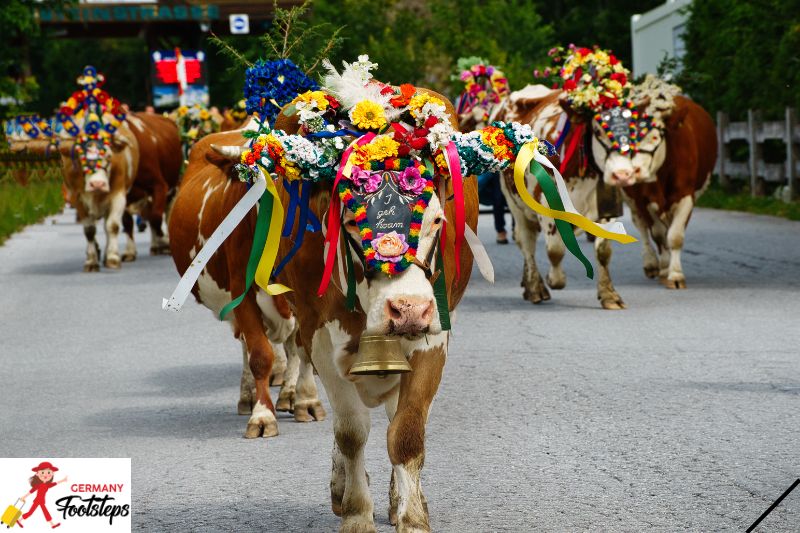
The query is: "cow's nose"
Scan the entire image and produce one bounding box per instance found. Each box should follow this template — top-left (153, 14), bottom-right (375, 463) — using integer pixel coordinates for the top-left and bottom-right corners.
top-left (88, 179), bottom-right (108, 192)
top-left (385, 297), bottom-right (434, 334)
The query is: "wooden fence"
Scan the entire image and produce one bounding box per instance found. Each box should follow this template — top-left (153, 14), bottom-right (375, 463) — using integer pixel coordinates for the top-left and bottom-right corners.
top-left (716, 108), bottom-right (799, 200)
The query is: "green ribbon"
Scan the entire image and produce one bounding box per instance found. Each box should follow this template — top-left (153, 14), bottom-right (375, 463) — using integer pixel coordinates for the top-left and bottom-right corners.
top-left (219, 191), bottom-right (273, 320)
top-left (530, 162), bottom-right (594, 279)
top-left (433, 246), bottom-right (451, 331)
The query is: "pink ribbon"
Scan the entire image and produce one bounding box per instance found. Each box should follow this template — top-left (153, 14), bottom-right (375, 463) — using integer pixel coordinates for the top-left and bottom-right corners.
top-left (444, 141), bottom-right (465, 281)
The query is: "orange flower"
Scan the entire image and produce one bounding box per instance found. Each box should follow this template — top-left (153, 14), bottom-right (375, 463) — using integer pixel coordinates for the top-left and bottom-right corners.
top-left (390, 84), bottom-right (416, 108)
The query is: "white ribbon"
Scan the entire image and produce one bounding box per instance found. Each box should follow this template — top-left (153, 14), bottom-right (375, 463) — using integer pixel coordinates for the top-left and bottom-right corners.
top-left (464, 225), bottom-right (494, 283)
top-left (162, 175), bottom-right (267, 312)
top-left (533, 151), bottom-right (628, 236)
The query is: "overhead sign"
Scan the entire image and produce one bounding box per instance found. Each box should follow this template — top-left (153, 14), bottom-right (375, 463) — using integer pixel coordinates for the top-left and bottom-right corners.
top-left (229, 13), bottom-right (249, 34)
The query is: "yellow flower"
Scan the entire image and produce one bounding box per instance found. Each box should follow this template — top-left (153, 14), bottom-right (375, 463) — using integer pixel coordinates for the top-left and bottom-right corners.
top-left (199, 109), bottom-right (210, 120)
top-left (177, 106), bottom-right (188, 117)
top-left (408, 92), bottom-right (445, 117)
top-left (350, 100), bottom-right (386, 130)
top-left (294, 90), bottom-right (329, 110)
top-left (368, 136), bottom-right (399, 159)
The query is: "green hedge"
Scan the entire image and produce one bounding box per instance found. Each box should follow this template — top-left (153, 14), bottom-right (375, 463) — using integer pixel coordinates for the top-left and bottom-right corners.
top-left (0, 167), bottom-right (65, 244)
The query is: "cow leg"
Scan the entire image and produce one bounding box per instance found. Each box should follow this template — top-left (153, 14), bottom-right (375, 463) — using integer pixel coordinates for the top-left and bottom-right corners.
top-left (234, 297), bottom-right (278, 438)
top-left (595, 235), bottom-right (625, 309)
top-left (542, 217), bottom-right (567, 290)
top-left (148, 181), bottom-right (171, 255)
top-left (103, 193), bottom-right (126, 269)
top-left (292, 342), bottom-right (326, 423)
top-left (270, 341), bottom-right (289, 387)
top-left (313, 336), bottom-right (374, 531)
top-left (120, 212), bottom-right (137, 262)
top-left (664, 194), bottom-right (693, 289)
top-left (508, 206), bottom-right (549, 303)
top-left (386, 341), bottom-right (446, 533)
top-left (630, 208), bottom-right (658, 279)
top-left (82, 218), bottom-right (101, 272)
top-left (275, 342), bottom-right (298, 412)
top-left (238, 339), bottom-right (255, 415)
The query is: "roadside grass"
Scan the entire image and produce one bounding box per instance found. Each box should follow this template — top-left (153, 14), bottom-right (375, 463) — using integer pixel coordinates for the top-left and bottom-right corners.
top-left (0, 168), bottom-right (65, 245)
top-left (697, 182), bottom-right (800, 221)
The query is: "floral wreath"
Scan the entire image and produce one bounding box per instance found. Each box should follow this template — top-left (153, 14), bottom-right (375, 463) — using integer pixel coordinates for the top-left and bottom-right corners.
top-left (552, 44), bottom-right (631, 116)
top-left (594, 100), bottom-right (653, 154)
top-left (73, 131), bottom-right (112, 176)
top-left (456, 58), bottom-right (510, 121)
top-left (174, 104), bottom-right (220, 148)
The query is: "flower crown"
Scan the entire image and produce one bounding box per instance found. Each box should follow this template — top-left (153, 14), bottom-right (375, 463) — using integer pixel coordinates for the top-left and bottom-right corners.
top-left (56, 65), bottom-right (126, 138)
top-left (552, 44), bottom-right (631, 115)
top-left (457, 60), bottom-right (510, 116)
top-left (243, 59), bottom-right (319, 123)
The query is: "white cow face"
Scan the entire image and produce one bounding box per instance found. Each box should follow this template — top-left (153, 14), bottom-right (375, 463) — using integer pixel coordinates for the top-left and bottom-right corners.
top-left (591, 105), bottom-right (667, 187)
top-left (341, 171), bottom-right (445, 338)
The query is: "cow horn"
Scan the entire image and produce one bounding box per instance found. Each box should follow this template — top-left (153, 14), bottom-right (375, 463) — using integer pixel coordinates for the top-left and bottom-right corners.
top-left (211, 144), bottom-right (244, 159)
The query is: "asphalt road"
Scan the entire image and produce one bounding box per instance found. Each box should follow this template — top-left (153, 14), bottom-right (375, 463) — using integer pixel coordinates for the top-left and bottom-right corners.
top-left (1, 206), bottom-right (798, 532)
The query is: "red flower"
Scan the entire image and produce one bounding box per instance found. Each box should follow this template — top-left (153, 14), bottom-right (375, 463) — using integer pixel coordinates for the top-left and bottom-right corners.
top-left (390, 84), bottom-right (416, 107)
top-left (324, 95), bottom-right (340, 109)
top-left (609, 55), bottom-right (619, 65)
top-left (610, 72), bottom-right (627, 85)
top-left (380, 85), bottom-right (395, 96)
top-left (424, 115), bottom-right (439, 128)
top-left (578, 47), bottom-right (592, 57)
top-left (563, 79), bottom-right (577, 91)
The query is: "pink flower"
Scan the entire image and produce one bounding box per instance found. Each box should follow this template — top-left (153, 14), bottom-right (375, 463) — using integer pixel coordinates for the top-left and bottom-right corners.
top-left (350, 167), bottom-right (383, 193)
top-left (398, 166), bottom-right (425, 195)
top-left (371, 232), bottom-right (409, 262)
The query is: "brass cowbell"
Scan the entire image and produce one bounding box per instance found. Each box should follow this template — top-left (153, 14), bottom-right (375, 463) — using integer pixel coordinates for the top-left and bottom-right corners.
top-left (349, 335), bottom-right (412, 376)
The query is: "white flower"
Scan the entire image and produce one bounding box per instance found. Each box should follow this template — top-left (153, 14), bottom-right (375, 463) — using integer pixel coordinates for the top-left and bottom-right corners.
top-left (350, 54), bottom-right (379, 84)
top-left (426, 122), bottom-right (455, 150)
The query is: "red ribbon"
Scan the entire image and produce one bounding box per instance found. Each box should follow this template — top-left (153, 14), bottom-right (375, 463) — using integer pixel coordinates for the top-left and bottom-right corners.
top-left (559, 121), bottom-right (585, 175)
top-left (444, 142), bottom-right (464, 281)
top-left (318, 133), bottom-right (375, 298)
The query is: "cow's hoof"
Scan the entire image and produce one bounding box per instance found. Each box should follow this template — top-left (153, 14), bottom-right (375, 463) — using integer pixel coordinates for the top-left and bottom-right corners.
top-left (150, 244), bottom-right (171, 256)
top-left (244, 416), bottom-right (279, 439)
top-left (275, 387), bottom-right (295, 412)
top-left (105, 255), bottom-right (121, 269)
top-left (121, 252), bottom-right (136, 262)
top-left (600, 297), bottom-right (626, 310)
top-left (294, 400), bottom-right (326, 422)
top-left (547, 270), bottom-right (566, 290)
top-left (665, 276), bottom-right (687, 290)
top-left (643, 264), bottom-right (659, 279)
top-left (237, 399), bottom-right (253, 416)
top-left (339, 516), bottom-right (377, 533)
top-left (83, 262), bottom-right (100, 272)
top-left (523, 283), bottom-right (550, 304)
top-left (269, 371), bottom-right (285, 387)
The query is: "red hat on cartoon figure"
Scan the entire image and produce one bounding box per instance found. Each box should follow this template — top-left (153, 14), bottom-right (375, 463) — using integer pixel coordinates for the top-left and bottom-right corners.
top-left (31, 461), bottom-right (59, 472)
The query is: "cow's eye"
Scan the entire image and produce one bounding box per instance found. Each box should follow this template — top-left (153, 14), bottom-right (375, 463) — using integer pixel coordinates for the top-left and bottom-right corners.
top-left (433, 216), bottom-right (443, 226)
top-left (345, 219), bottom-right (358, 228)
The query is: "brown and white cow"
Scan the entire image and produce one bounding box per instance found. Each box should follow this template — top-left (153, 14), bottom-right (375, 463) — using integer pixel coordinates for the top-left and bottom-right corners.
top-left (178, 89), bottom-right (476, 531)
top-left (591, 81), bottom-right (717, 288)
top-left (168, 122), bottom-right (326, 438)
top-left (55, 113), bottom-right (182, 271)
top-left (496, 85), bottom-right (627, 309)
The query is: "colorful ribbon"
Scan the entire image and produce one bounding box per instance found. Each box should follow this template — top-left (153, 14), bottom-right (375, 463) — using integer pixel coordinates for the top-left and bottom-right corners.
top-left (559, 121), bottom-right (584, 175)
top-left (513, 142), bottom-right (636, 278)
top-left (318, 133), bottom-right (375, 298)
top-left (444, 142), bottom-right (465, 281)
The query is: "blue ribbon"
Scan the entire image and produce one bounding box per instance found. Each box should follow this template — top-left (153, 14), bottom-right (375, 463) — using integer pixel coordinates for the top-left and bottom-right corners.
top-left (554, 119), bottom-right (571, 151)
top-left (282, 179), bottom-right (301, 237)
top-left (305, 128), bottom-right (363, 139)
top-left (273, 180), bottom-right (313, 277)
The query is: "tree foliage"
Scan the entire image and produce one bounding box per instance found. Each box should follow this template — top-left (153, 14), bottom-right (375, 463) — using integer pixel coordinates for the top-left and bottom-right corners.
top-left (682, 0), bottom-right (800, 118)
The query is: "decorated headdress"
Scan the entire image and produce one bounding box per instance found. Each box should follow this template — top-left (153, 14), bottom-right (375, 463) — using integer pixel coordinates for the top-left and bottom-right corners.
top-left (455, 57), bottom-right (510, 120)
top-left (163, 56), bottom-right (636, 323)
top-left (55, 65), bottom-right (127, 140)
top-left (173, 104), bottom-right (220, 153)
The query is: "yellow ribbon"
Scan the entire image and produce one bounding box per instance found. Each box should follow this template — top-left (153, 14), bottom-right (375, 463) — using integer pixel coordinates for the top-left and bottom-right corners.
top-left (513, 143), bottom-right (637, 244)
top-left (254, 172), bottom-right (293, 295)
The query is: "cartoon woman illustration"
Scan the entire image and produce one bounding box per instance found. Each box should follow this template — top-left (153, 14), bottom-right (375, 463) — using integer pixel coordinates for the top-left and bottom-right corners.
top-left (16, 461), bottom-right (67, 529)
